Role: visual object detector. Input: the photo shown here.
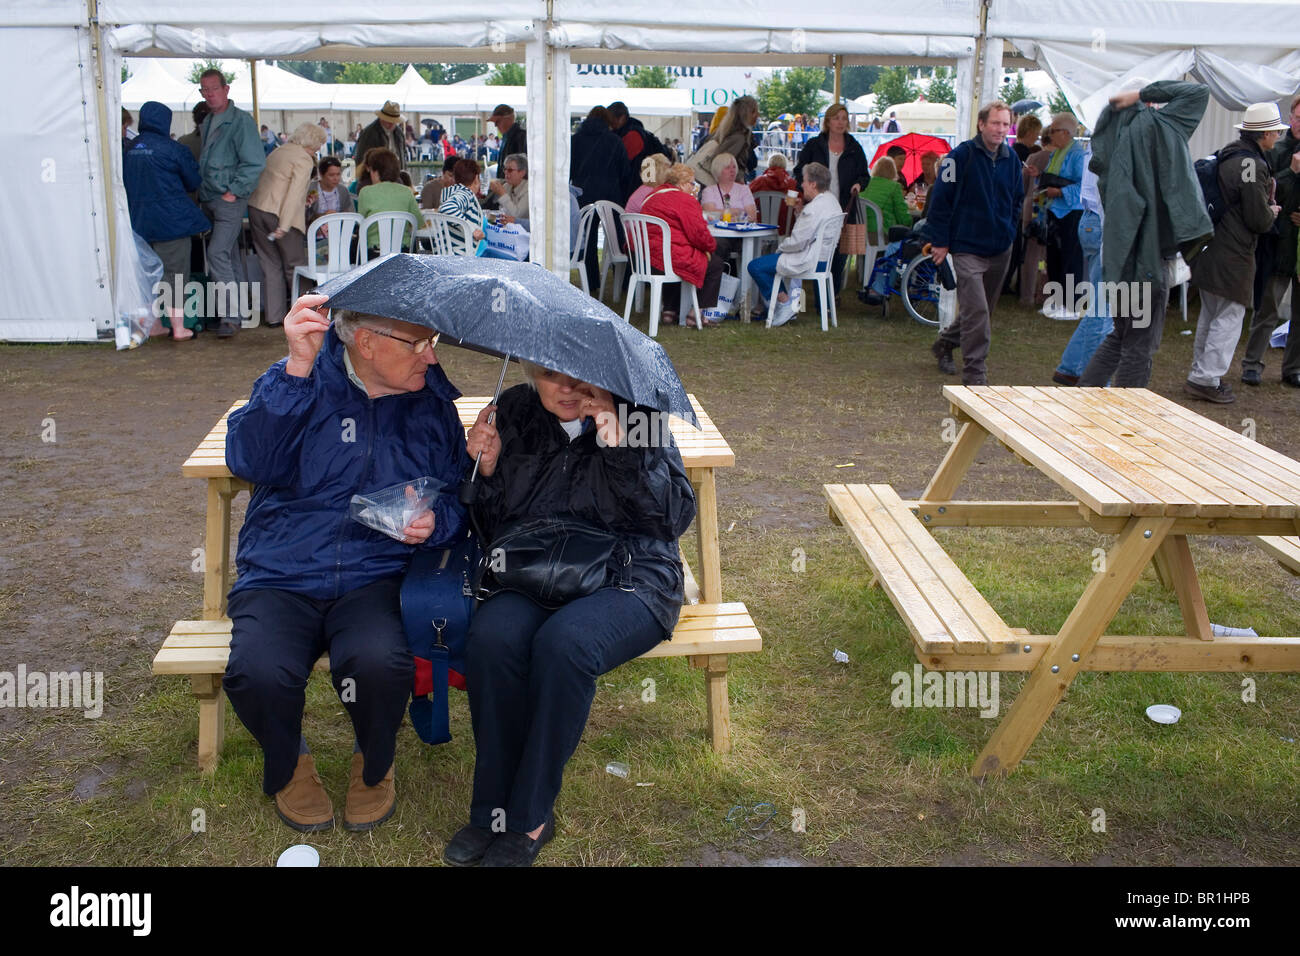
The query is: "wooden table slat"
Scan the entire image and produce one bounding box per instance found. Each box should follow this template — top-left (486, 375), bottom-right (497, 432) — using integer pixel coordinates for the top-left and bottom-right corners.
top-left (1017, 385), bottom-right (1256, 517)
top-left (944, 387), bottom-right (1135, 516)
top-left (1098, 389), bottom-right (1300, 513)
top-left (992, 387), bottom-right (1203, 516)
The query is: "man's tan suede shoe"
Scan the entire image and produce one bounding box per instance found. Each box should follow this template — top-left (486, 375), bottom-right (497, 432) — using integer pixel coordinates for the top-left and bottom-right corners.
top-left (274, 753), bottom-right (335, 832)
top-left (343, 752), bottom-right (396, 831)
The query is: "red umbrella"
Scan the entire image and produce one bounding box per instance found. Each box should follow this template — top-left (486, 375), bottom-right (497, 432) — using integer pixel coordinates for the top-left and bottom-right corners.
top-left (871, 133), bottom-right (951, 187)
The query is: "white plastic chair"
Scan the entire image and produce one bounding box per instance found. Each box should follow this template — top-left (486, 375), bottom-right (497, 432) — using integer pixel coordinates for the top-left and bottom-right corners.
top-left (292, 212), bottom-right (364, 300)
top-left (621, 212), bottom-right (701, 338)
top-left (767, 212), bottom-right (845, 331)
top-left (756, 192), bottom-right (794, 237)
top-left (856, 197), bottom-right (886, 291)
top-left (570, 203), bottom-right (599, 296)
top-left (418, 210), bottom-right (474, 257)
top-left (360, 211), bottom-right (420, 261)
top-left (594, 200), bottom-right (629, 303)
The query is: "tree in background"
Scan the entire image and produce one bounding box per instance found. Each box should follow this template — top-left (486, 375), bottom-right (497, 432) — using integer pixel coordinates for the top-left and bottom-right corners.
top-left (824, 65), bottom-right (882, 102)
top-left (1001, 70), bottom-right (1031, 106)
top-left (486, 63), bottom-right (526, 86)
top-left (339, 62), bottom-right (401, 84)
top-left (122, 64), bottom-right (131, 84)
top-left (1048, 87), bottom-right (1074, 116)
top-left (925, 67), bottom-right (956, 107)
top-left (872, 67), bottom-right (919, 113)
top-left (625, 66), bottom-right (675, 89)
top-left (188, 59), bottom-right (235, 85)
top-left (417, 63), bottom-right (489, 85)
top-left (756, 67), bottom-right (828, 120)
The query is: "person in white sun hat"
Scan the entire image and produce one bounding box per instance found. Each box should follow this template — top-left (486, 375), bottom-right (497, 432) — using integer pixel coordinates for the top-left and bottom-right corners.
top-left (1184, 102), bottom-right (1288, 404)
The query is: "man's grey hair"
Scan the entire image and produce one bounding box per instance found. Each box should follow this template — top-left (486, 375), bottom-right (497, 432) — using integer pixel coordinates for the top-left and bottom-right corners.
top-left (504, 153), bottom-right (527, 176)
top-left (333, 310), bottom-right (395, 346)
top-left (802, 161), bottom-right (830, 193)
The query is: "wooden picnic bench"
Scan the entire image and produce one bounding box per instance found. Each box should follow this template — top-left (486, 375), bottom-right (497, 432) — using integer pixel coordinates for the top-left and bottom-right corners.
top-left (157, 394), bottom-right (759, 770)
top-left (827, 385), bottom-right (1300, 779)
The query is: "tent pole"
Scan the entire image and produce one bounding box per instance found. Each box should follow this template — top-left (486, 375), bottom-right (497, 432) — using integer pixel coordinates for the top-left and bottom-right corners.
top-left (250, 58), bottom-right (261, 130)
top-left (86, 0), bottom-right (117, 294)
top-left (833, 55), bottom-right (841, 103)
top-left (545, 1), bottom-right (555, 271)
top-left (970, 0), bottom-right (990, 136)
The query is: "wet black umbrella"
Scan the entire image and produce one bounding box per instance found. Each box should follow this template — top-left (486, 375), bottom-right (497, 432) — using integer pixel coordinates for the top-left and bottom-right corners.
top-left (314, 253), bottom-right (698, 428)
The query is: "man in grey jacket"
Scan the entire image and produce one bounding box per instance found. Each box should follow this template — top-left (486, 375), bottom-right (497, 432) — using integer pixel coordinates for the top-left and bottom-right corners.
top-left (1185, 103), bottom-right (1287, 403)
top-left (198, 68), bottom-right (265, 337)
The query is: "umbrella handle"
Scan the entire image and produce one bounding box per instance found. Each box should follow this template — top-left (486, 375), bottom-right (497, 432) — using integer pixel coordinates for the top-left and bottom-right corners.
top-left (459, 353), bottom-right (511, 506)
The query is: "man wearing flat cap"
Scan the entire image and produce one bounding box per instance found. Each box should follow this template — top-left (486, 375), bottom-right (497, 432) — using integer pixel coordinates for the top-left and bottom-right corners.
top-left (355, 100), bottom-right (408, 179)
top-left (490, 103), bottom-right (527, 160)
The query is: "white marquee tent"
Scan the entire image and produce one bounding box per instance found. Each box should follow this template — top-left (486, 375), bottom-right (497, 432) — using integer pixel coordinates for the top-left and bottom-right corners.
top-left (1, 1), bottom-right (1297, 342)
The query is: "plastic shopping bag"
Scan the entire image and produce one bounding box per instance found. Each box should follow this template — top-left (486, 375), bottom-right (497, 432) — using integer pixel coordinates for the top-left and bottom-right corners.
top-left (484, 220), bottom-right (530, 261)
top-left (114, 228), bottom-right (164, 350)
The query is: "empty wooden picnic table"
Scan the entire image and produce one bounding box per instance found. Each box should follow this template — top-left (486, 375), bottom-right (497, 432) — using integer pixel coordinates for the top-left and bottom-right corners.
top-left (182, 393), bottom-right (735, 620)
top-left (826, 385), bottom-right (1300, 778)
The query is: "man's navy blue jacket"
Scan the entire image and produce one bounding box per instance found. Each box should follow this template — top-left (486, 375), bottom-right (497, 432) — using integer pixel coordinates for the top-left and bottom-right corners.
top-left (226, 328), bottom-right (471, 601)
top-left (924, 135), bottom-right (1024, 257)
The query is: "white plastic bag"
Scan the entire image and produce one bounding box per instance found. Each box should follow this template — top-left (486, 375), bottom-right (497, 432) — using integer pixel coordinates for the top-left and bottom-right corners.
top-left (349, 476), bottom-right (444, 542)
top-left (114, 229), bottom-right (164, 350)
top-left (484, 220), bottom-right (530, 261)
top-left (715, 268), bottom-right (741, 316)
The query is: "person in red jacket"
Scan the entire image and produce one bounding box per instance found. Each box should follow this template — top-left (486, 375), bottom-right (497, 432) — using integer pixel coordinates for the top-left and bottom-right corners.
top-left (640, 164), bottom-right (725, 327)
top-left (749, 153), bottom-right (799, 233)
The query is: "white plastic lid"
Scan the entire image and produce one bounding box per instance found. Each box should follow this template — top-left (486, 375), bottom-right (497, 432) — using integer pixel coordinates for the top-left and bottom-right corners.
top-left (276, 844), bottom-right (320, 867)
top-left (1145, 704), bottom-right (1182, 724)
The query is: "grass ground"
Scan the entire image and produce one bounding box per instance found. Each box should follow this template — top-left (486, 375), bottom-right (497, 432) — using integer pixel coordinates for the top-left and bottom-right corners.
top-left (1, 283), bottom-right (1298, 866)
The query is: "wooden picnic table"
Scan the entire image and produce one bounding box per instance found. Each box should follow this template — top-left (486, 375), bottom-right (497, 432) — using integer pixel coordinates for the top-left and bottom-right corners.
top-left (827, 385), bottom-right (1300, 778)
top-left (183, 393), bottom-right (735, 620)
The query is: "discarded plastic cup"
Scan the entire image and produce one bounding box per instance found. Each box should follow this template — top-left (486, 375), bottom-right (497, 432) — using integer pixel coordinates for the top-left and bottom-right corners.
top-left (276, 845), bottom-right (320, 867)
top-left (605, 761), bottom-right (630, 778)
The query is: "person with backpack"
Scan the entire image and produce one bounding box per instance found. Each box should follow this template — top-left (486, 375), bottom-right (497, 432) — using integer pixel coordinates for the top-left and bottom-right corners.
top-left (1184, 103), bottom-right (1288, 403)
top-left (608, 101), bottom-right (674, 198)
top-left (1240, 96), bottom-right (1300, 387)
top-left (1078, 79), bottom-right (1211, 389)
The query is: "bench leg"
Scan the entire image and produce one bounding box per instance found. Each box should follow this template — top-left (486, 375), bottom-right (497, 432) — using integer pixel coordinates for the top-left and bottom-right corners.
top-left (692, 654), bottom-right (731, 753)
top-left (1157, 535), bottom-right (1212, 641)
top-left (692, 469), bottom-right (723, 604)
top-left (203, 478), bottom-right (237, 621)
top-left (192, 674), bottom-right (226, 774)
top-left (920, 419), bottom-right (986, 502)
top-left (971, 516), bottom-right (1172, 778)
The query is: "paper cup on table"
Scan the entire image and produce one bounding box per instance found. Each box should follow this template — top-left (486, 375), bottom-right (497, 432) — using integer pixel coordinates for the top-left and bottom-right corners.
top-left (276, 844), bottom-right (320, 867)
top-left (1145, 704), bottom-right (1181, 725)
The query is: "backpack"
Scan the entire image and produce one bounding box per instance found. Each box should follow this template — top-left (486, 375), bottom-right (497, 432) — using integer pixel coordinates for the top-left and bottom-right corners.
top-left (1194, 152), bottom-right (1226, 225)
top-left (399, 532), bottom-right (481, 745)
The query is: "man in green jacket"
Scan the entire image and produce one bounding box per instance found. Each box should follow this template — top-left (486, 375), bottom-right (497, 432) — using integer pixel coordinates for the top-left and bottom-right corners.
top-left (198, 68), bottom-right (266, 338)
top-left (1079, 80), bottom-right (1211, 389)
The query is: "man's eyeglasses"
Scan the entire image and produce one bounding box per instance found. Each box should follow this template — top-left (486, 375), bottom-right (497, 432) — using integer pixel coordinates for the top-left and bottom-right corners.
top-left (363, 327), bottom-right (440, 354)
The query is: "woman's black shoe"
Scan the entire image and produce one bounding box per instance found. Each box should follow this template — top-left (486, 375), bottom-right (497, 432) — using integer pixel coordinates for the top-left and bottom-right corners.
top-left (443, 825), bottom-right (496, 866)
top-left (480, 817), bottom-right (555, 867)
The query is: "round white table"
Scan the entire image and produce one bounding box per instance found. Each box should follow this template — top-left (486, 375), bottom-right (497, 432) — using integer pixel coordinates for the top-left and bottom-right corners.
top-left (708, 222), bottom-right (778, 312)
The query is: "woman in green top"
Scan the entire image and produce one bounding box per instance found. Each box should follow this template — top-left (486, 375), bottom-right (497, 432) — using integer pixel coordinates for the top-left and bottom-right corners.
top-left (357, 147), bottom-right (422, 254)
top-left (860, 156), bottom-right (912, 236)
top-left (861, 156), bottom-right (921, 302)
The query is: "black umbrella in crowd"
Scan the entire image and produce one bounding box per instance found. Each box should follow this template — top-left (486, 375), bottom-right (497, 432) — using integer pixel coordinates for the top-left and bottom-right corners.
top-left (315, 253), bottom-right (699, 428)
top-left (1011, 98), bottom-right (1044, 114)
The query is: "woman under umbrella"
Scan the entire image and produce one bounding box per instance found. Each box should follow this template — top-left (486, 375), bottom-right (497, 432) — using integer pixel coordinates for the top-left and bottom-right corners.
top-left (443, 364), bottom-right (696, 866)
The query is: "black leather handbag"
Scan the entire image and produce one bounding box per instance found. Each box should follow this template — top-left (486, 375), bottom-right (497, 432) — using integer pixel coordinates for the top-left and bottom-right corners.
top-left (484, 516), bottom-right (631, 608)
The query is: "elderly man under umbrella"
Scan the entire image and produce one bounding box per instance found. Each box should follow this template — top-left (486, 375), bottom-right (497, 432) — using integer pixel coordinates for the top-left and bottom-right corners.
top-left (222, 292), bottom-right (470, 834)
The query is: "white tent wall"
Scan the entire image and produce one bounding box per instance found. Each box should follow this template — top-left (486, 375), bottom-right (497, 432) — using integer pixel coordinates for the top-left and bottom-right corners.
top-left (0, 25), bottom-right (112, 342)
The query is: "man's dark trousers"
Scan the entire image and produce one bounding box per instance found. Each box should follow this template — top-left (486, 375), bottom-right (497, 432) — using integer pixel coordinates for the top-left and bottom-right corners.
top-left (938, 247), bottom-right (1013, 385)
top-left (224, 577), bottom-right (413, 796)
